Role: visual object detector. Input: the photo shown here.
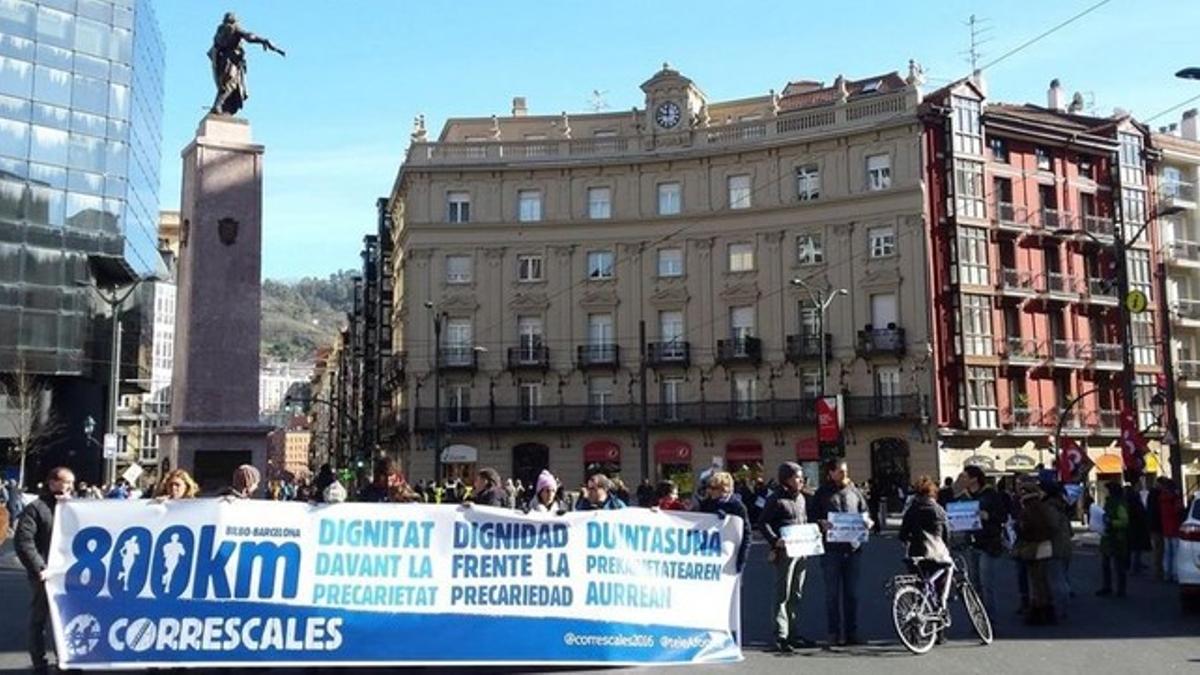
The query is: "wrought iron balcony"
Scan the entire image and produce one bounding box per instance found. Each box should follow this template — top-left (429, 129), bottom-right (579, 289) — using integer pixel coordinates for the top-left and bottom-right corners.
top-left (843, 395), bottom-right (924, 421)
top-left (646, 341), bottom-right (690, 368)
top-left (507, 345), bottom-right (550, 371)
top-left (438, 345), bottom-right (478, 372)
top-left (786, 333), bottom-right (832, 362)
top-left (1082, 215), bottom-right (1115, 242)
top-left (577, 343), bottom-right (620, 370)
top-left (856, 327), bottom-right (906, 357)
top-left (1166, 240), bottom-right (1200, 266)
top-left (999, 268), bottom-right (1041, 296)
top-left (1003, 336), bottom-right (1045, 364)
top-left (992, 202), bottom-right (1027, 230)
top-left (1050, 340), bottom-right (1086, 366)
top-left (1004, 406), bottom-right (1047, 431)
top-left (1040, 207), bottom-right (1063, 231)
top-left (1089, 343), bottom-right (1123, 370)
top-left (1045, 272), bottom-right (1083, 298)
top-left (1087, 278), bottom-right (1118, 304)
top-left (1174, 299), bottom-right (1200, 323)
top-left (1159, 179), bottom-right (1196, 211)
top-left (716, 337), bottom-right (762, 365)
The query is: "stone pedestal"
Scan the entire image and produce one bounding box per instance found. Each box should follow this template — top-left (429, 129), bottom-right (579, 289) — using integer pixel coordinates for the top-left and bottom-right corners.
top-left (160, 115), bottom-right (270, 493)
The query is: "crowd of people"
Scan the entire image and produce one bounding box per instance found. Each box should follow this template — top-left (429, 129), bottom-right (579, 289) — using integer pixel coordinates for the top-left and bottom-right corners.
top-left (6, 456), bottom-right (1196, 671)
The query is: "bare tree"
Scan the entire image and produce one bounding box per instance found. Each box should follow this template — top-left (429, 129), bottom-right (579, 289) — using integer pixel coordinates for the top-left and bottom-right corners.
top-left (1, 361), bottom-right (64, 487)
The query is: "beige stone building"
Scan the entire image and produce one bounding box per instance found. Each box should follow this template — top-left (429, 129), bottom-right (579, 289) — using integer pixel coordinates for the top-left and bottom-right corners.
top-left (387, 64), bottom-right (937, 492)
top-left (1157, 110), bottom-right (1200, 491)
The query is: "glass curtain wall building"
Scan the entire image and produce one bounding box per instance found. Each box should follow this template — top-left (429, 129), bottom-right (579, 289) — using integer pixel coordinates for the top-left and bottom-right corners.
top-left (0, 0), bottom-right (164, 479)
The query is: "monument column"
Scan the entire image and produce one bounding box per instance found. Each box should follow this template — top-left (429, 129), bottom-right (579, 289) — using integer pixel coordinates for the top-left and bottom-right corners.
top-left (160, 115), bottom-right (271, 492)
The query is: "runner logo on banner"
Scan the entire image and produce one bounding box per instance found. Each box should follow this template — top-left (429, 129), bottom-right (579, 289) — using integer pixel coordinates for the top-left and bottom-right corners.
top-left (45, 500), bottom-right (744, 668)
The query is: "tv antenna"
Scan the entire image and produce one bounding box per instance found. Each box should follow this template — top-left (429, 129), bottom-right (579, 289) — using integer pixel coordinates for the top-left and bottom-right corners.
top-left (961, 14), bottom-right (993, 75)
top-left (587, 89), bottom-right (610, 112)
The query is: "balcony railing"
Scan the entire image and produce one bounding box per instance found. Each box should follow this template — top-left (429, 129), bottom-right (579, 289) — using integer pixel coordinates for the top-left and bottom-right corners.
top-left (857, 327), bottom-right (906, 357)
top-left (786, 333), bottom-right (832, 362)
top-left (1040, 207), bottom-right (1063, 231)
top-left (1087, 277), bottom-right (1118, 303)
top-left (1082, 215), bottom-right (1115, 241)
top-left (843, 394), bottom-right (924, 420)
top-left (647, 341), bottom-right (690, 368)
top-left (1090, 343), bottom-right (1123, 369)
top-left (1160, 180), bottom-right (1197, 208)
top-left (1051, 340), bottom-right (1086, 364)
top-left (405, 90), bottom-right (916, 167)
top-left (438, 345), bottom-right (478, 371)
top-left (716, 337), bottom-right (762, 365)
top-left (999, 268), bottom-right (1041, 295)
top-left (1003, 337), bottom-right (1045, 363)
top-left (1045, 272), bottom-right (1082, 297)
top-left (577, 344), bottom-right (620, 369)
top-left (1178, 360), bottom-right (1200, 380)
top-left (507, 345), bottom-right (550, 371)
top-left (408, 395), bottom-right (926, 431)
top-left (1175, 299), bottom-right (1200, 322)
top-left (1004, 406), bottom-right (1047, 430)
top-left (1166, 240), bottom-right (1200, 264)
top-left (992, 202), bottom-right (1027, 229)
top-left (1186, 421), bottom-right (1200, 445)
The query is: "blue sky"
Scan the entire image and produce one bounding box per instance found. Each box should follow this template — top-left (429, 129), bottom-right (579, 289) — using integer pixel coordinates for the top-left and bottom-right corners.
top-left (154, 0), bottom-right (1200, 280)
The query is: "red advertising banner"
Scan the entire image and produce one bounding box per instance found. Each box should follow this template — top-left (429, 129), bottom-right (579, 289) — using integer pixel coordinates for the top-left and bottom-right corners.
top-left (817, 396), bottom-right (841, 443)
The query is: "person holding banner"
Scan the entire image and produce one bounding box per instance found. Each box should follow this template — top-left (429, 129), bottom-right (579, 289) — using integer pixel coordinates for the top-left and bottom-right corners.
top-left (698, 471), bottom-right (750, 573)
top-left (576, 473), bottom-right (626, 511)
top-left (810, 460), bottom-right (871, 647)
top-left (758, 461), bottom-right (815, 653)
top-left (154, 469), bottom-right (199, 500)
top-left (15, 466), bottom-right (74, 675)
top-left (528, 469), bottom-right (566, 514)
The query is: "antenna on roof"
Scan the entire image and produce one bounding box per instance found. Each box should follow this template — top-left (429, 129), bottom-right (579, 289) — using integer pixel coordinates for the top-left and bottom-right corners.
top-left (588, 89), bottom-right (610, 113)
top-left (961, 14), bottom-right (993, 75)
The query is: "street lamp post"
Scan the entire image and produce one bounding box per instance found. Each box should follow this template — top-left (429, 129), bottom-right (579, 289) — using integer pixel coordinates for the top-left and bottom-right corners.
top-left (78, 276), bottom-right (153, 486)
top-left (790, 278), bottom-right (848, 396)
top-left (426, 302), bottom-right (445, 483)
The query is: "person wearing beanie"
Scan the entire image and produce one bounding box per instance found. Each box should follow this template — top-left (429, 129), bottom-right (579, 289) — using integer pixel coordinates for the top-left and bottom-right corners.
top-left (758, 461), bottom-right (814, 653)
top-left (529, 469), bottom-right (565, 514)
top-left (222, 464), bottom-right (261, 499)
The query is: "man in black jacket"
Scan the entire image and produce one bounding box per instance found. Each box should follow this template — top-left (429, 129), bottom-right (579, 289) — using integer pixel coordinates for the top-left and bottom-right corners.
top-left (758, 462), bottom-right (813, 653)
top-left (809, 460), bottom-right (871, 647)
top-left (15, 466), bottom-right (74, 675)
top-left (959, 465), bottom-right (1005, 614)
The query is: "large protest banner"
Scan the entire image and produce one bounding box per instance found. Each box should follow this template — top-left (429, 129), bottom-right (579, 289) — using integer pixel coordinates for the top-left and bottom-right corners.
top-left (46, 499), bottom-right (744, 668)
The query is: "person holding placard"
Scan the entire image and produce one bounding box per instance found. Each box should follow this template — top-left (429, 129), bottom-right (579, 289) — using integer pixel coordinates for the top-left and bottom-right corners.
top-left (809, 460), bottom-right (871, 648)
top-left (958, 466), bottom-right (1006, 614)
top-left (758, 462), bottom-right (815, 653)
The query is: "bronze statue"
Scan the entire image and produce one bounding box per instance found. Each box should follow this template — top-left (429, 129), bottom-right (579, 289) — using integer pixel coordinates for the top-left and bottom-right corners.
top-left (208, 12), bottom-right (285, 116)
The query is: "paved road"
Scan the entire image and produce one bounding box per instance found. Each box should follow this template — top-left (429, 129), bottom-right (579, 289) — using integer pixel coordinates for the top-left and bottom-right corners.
top-left (2, 532), bottom-right (1198, 674)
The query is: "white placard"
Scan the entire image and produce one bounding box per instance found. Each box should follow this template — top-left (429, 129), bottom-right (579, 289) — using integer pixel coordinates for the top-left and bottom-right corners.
top-left (947, 500), bottom-right (982, 532)
top-left (120, 463), bottom-right (143, 486)
top-left (826, 512), bottom-right (869, 544)
top-left (780, 524), bottom-right (824, 558)
top-left (1088, 503), bottom-right (1107, 534)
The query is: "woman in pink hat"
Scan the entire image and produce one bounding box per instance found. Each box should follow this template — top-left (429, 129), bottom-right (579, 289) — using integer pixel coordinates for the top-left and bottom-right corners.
top-left (528, 469), bottom-right (565, 514)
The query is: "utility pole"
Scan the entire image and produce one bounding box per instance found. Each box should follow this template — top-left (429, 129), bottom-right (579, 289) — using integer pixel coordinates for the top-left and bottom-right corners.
top-left (1158, 258), bottom-right (1184, 483)
top-left (431, 310), bottom-right (443, 483)
top-left (639, 320), bottom-right (649, 482)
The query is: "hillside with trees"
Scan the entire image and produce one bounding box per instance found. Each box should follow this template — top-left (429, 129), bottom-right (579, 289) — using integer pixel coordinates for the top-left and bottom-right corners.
top-left (261, 270), bottom-right (355, 362)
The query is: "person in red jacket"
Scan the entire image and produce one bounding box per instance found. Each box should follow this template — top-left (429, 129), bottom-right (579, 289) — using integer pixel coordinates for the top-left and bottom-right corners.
top-left (1157, 477), bottom-right (1185, 583)
top-left (655, 479), bottom-right (688, 511)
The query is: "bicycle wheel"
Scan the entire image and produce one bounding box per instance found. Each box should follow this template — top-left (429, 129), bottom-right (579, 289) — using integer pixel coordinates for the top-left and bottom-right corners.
top-left (960, 581), bottom-right (993, 645)
top-left (892, 585), bottom-right (936, 654)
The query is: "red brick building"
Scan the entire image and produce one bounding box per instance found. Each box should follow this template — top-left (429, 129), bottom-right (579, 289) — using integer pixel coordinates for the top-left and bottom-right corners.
top-left (921, 78), bottom-right (1167, 479)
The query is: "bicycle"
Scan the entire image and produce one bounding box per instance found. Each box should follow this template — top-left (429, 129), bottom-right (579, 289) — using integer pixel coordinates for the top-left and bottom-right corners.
top-left (886, 552), bottom-right (993, 654)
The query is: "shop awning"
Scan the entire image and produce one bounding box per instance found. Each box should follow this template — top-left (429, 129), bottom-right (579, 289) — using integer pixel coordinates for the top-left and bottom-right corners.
top-left (654, 439), bottom-right (692, 464)
top-left (726, 439), bottom-right (763, 464)
top-left (795, 438), bottom-right (819, 462)
top-left (441, 444), bottom-right (478, 464)
top-left (584, 440), bottom-right (621, 464)
top-left (1095, 454), bottom-right (1124, 475)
